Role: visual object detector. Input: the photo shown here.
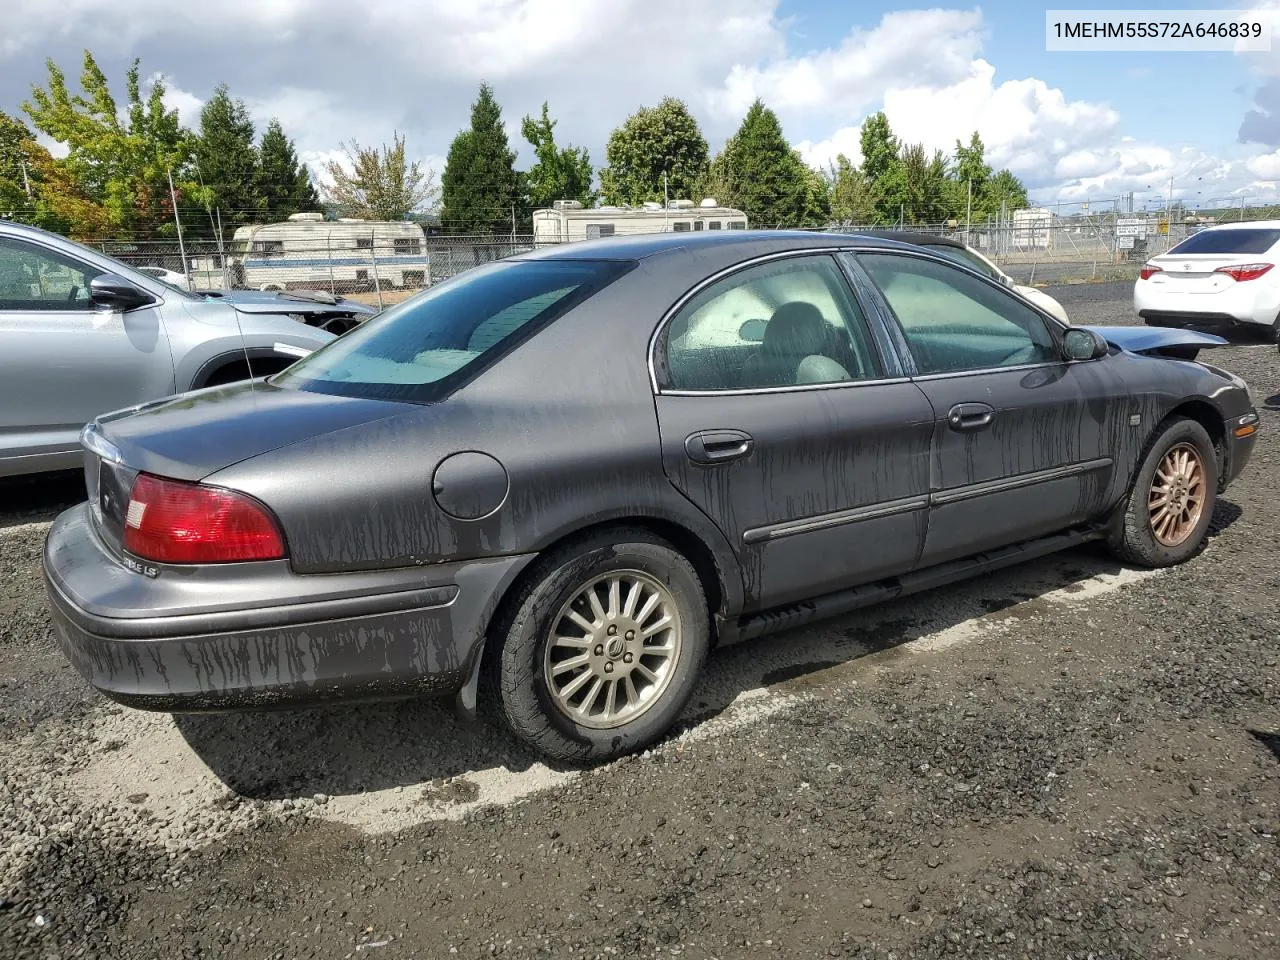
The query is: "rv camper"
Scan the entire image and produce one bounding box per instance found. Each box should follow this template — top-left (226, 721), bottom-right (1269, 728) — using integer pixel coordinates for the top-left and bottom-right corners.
top-left (532, 198), bottom-right (748, 244)
top-left (213, 213), bottom-right (432, 292)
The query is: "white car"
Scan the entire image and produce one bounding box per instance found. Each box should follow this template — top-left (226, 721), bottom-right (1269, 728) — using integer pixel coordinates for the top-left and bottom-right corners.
top-left (136, 265), bottom-right (192, 291)
top-left (864, 231), bottom-right (1070, 324)
top-left (1135, 221), bottom-right (1280, 339)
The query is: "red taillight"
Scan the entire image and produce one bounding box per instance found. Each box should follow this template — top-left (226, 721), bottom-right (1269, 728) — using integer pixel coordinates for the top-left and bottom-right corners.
top-left (1139, 264), bottom-right (1162, 280)
top-left (123, 473), bottom-right (286, 564)
top-left (1213, 262), bottom-right (1274, 282)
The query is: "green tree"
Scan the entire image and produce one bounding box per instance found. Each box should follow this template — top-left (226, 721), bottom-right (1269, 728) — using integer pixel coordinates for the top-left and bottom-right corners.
top-left (599, 97), bottom-right (708, 206)
top-left (258, 119), bottom-right (319, 220)
top-left (707, 100), bottom-right (811, 227)
top-left (521, 102), bottom-right (594, 209)
top-left (0, 110), bottom-right (107, 235)
top-left (322, 132), bottom-right (437, 221)
top-left (982, 168), bottom-right (1029, 218)
top-left (799, 159), bottom-right (830, 227)
top-left (952, 131), bottom-right (992, 197)
top-left (859, 111), bottom-right (900, 186)
top-left (23, 51), bottom-right (207, 237)
top-left (826, 154), bottom-right (876, 225)
top-left (899, 142), bottom-right (950, 224)
top-left (195, 84), bottom-right (263, 234)
top-left (441, 82), bottom-right (521, 234)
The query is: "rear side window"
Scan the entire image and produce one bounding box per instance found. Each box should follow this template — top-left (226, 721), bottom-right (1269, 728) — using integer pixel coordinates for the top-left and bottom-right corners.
top-left (274, 259), bottom-right (631, 402)
top-left (1169, 228), bottom-right (1280, 255)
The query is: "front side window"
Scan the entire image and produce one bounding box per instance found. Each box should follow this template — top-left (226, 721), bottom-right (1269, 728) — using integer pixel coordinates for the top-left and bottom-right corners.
top-left (925, 243), bottom-right (1003, 281)
top-left (859, 252), bottom-right (1058, 376)
top-left (0, 237), bottom-right (103, 311)
top-left (273, 258), bottom-right (632, 402)
top-left (660, 255), bottom-right (882, 391)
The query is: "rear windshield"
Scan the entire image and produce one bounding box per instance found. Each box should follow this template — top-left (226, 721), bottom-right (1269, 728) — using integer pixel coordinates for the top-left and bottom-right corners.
top-left (272, 258), bottom-right (631, 402)
top-left (1168, 228), bottom-right (1280, 255)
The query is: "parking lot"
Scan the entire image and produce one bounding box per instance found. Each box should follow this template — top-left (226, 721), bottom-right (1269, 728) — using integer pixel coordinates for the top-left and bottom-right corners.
top-left (1, 280), bottom-right (1278, 960)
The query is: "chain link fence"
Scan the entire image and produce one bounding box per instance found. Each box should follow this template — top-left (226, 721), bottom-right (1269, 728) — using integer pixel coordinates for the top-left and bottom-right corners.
top-left (83, 204), bottom-right (1280, 306)
top-left (92, 232), bottom-right (539, 309)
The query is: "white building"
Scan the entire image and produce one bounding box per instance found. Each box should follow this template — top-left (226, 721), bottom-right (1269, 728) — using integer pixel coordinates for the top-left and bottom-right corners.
top-left (533, 198), bottom-right (748, 244)
top-left (195, 213), bottom-right (432, 292)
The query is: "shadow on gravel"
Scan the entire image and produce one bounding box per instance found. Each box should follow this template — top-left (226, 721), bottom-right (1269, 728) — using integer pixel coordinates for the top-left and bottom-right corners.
top-left (168, 498), bottom-right (1244, 802)
top-left (0, 470), bottom-right (85, 528)
top-left (1264, 392), bottom-right (1280, 411)
top-left (1249, 730), bottom-right (1280, 764)
top-left (171, 534), bottom-right (1196, 802)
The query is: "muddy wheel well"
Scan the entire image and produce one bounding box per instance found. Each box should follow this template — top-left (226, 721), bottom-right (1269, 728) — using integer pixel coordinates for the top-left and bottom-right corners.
top-left (468, 517), bottom-right (729, 714)
top-left (1166, 399), bottom-right (1226, 483)
top-left (197, 355), bottom-right (295, 388)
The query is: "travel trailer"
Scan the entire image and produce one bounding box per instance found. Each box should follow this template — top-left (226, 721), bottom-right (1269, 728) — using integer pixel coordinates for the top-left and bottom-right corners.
top-left (532, 198), bottom-right (748, 244)
top-left (199, 213), bottom-right (432, 292)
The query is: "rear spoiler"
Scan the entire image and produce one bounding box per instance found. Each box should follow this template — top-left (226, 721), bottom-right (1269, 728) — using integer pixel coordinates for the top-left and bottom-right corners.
top-left (1083, 325), bottom-right (1227, 361)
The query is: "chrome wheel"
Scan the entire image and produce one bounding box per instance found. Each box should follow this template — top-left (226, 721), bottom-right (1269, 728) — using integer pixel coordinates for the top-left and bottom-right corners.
top-left (1149, 441), bottom-right (1206, 547)
top-left (542, 570), bottom-right (683, 729)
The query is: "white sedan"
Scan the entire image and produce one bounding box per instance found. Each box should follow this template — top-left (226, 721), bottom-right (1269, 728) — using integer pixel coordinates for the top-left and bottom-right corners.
top-left (136, 265), bottom-right (192, 291)
top-left (1135, 221), bottom-right (1280, 339)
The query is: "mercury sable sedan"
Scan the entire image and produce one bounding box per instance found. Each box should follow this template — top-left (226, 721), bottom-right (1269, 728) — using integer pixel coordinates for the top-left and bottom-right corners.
top-left (43, 231), bottom-right (1258, 763)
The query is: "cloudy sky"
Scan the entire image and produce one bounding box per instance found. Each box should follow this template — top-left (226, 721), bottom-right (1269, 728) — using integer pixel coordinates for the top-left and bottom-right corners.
top-left (3, 0), bottom-right (1280, 210)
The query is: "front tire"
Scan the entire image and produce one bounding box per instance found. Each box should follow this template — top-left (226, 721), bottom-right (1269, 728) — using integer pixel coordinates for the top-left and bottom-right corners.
top-left (492, 529), bottom-right (709, 763)
top-left (1107, 416), bottom-right (1218, 567)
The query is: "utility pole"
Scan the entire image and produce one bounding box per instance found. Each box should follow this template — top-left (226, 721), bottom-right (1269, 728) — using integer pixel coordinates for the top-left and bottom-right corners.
top-left (965, 179), bottom-right (973, 246)
top-left (215, 207), bottom-right (228, 290)
top-left (663, 171), bottom-right (669, 232)
top-left (20, 160), bottom-right (31, 198)
top-left (511, 203), bottom-right (516, 240)
top-left (167, 167), bottom-right (190, 287)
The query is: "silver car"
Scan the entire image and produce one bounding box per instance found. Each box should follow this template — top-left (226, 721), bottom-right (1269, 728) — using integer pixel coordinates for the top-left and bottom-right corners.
top-left (0, 221), bottom-right (375, 478)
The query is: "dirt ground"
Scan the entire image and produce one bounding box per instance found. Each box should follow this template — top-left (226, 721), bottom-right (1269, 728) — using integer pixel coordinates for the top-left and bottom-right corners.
top-left (1, 282), bottom-right (1277, 960)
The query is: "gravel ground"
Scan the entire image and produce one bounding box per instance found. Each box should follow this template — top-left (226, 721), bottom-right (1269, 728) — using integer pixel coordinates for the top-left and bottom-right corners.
top-left (2, 281), bottom-right (1278, 959)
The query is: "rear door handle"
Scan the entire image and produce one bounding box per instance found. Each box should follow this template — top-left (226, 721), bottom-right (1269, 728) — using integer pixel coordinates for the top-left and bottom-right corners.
top-left (685, 429), bottom-right (754, 465)
top-left (947, 402), bottom-right (995, 432)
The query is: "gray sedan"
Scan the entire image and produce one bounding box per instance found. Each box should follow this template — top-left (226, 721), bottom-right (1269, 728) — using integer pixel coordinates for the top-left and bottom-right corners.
top-left (43, 231), bottom-right (1258, 763)
top-left (0, 221), bottom-right (374, 477)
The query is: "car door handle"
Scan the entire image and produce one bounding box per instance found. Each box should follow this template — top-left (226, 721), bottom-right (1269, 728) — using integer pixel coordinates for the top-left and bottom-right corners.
top-left (947, 402), bottom-right (995, 432)
top-left (684, 429), bottom-right (754, 465)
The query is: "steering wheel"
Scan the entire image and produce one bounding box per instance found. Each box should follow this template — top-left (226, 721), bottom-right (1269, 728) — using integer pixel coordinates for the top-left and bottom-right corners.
top-left (66, 285), bottom-right (80, 303)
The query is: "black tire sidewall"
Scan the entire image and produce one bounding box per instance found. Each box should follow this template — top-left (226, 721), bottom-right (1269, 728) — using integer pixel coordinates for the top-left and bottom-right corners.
top-left (1121, 417), bottom-right (1219, 566)
top-left (498, 535), bottom-right (709, 762)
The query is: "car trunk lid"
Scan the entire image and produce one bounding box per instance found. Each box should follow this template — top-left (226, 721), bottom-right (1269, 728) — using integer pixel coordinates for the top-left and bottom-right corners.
top-left (83, 382), bottom-right (412, 556)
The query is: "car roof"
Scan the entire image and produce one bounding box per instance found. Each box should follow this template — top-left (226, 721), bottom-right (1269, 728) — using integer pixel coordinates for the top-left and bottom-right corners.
top-left (852, 229), bottom-right (967, 250)
top-left (1201, 220), bottom-right (1280, 231)
top-left (513, 229), bottom-right (922, 262)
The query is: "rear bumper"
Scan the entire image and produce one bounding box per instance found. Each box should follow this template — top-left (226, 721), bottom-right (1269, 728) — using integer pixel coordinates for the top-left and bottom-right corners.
top-left (1135, 276), bottom-right (1280, 329)
top-left (1138, 311), bottom-right (1267, 335)
top-left (42, 503), bottom-right (534, 711)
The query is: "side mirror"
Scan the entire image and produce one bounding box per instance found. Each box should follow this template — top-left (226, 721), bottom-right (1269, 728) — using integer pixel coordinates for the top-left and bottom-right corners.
top-left (90, 274), bottom-right (156, 312)
top-left (1062, 327), bottom-right (1108, 361)
top-left (739, 318), bottom-right (767, 343)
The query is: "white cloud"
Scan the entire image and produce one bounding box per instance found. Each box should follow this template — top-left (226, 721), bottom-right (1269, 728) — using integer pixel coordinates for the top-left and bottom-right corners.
top-left (2, 0), bottom-right (1278, 207)
top-left (153, 75), bottom-right (203, 129)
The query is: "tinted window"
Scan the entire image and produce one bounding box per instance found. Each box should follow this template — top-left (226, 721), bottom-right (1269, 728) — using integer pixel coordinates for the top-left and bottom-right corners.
top-left (672, 222), bottom-right (691, 232)
top-left (1168, 228), bottom-right (1280, 255)
top-left (0, 237), bottom-right (103, 311)
top-left (585, 224), bottom-right (615, 239)
top-left (274, 259), bottom-right (631, 402)
top-left (860, 253), bottom-right (1058, 375)
top-left (661, 255), bottom-right (882, 391)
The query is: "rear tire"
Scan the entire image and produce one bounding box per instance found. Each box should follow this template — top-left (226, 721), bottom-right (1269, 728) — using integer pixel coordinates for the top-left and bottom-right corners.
top-left (1106, 416), bottom-right (1218, 567)
top-left (491, 529), bottom-right (709, 763)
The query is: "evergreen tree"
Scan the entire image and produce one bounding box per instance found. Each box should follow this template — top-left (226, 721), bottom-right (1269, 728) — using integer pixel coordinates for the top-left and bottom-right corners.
top-left (195, 84), bottom-right (263, 233)
top-left (599, 97), bottom-right (708, 206)
top-left (440, 82), bottom-right (521, 234)
top-left (258, 119), bottom-right (319, 220)
top-left (708, 100), bottom-right (810, 227)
